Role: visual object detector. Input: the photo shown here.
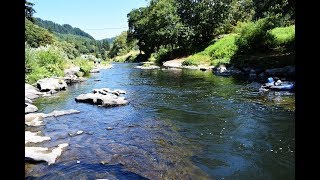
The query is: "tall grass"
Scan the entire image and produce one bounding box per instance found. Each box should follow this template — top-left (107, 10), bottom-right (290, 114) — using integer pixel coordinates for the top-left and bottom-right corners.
top-left (266, 25), bottom-right (295, 48)
top-left (183, 34), bottom-right (238, 66)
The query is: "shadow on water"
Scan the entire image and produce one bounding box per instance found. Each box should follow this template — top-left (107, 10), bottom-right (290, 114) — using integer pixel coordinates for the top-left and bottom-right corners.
top-left (27, 63), bottom-right (295, 179)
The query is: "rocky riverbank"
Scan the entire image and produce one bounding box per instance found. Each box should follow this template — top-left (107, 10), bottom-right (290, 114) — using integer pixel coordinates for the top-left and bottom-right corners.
top-left (25, 64), bottom-right (113, 165)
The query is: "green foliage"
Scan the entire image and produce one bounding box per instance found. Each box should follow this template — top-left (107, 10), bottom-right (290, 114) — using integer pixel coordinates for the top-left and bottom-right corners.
top-left (235, 17), bottom-right (276, 54)
top-left (153, 47), bottom-right (170, 63)
top-left (182, 34), bottom-right (238, 66)
top-left (71, 57), bottom-right (95, 76)
top-left (266, 25), bottom-right (295, 48)
top-left (53, 40), bottom-right (79, 59)
top-left (25, 18), bottom-right (55, 48)
top-left (25, 45), bottom-right (66, 83)
top-left (25, 1), bottom-right (36, 22)
top-left (108, 31), bottom-right (137, 58)
top-left (206, 34), bottom-right (238, 65)
top-left (112, 50), bottom-right (139, 62)
top-left (182, 54), bottom-right (211, 66)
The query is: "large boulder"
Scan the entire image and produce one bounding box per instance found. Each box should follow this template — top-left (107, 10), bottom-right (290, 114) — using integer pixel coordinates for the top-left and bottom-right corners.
top-left (64, 74), bottom-right (86, 84)
top-left (25, 84), bottom-right (43, 100)
top-left (75, 88), bottom-right (128, 107)
top-left (76, 93), bottom-right (128, 107)
top-left (25, 143), bottom-right (68, 165)
top-left (25, 103), bottom-right (38, 114)
top-left (37, 78), bottom-right (67, 92)
top-left (64, 66), bottom-right (80, 76)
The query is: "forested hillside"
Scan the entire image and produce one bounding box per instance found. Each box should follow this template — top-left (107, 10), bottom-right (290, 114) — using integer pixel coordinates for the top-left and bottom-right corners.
top-left (34, 17), bottom-right (94, 39)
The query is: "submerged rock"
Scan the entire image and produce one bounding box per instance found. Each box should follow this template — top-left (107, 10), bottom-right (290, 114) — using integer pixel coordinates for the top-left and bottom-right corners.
top-left (25, 103), bottom-right (38, 114)
top-left (25, 143), bottom-right (69, 165)
top-left (37, 78), bottom-right (68, 92)
top-left (25, 109), bottom-right (80, 127)
top-left (25, 131), bottom-right (51, 144)
top-left (135, 65), bottom-right (160, 70)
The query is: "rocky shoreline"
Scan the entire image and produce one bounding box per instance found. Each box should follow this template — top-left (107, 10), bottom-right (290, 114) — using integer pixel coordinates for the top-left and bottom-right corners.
top-left (25, 64), bottom-right (115, 165)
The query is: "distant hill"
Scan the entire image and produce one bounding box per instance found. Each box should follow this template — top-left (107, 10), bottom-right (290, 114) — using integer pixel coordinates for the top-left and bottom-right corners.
top-left (100, 37), bottom-right (115, 44)
top-left (34, 17), bottom-right (94, 40)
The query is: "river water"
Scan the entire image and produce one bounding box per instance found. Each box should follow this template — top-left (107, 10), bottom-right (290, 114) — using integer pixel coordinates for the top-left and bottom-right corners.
top-left (26, 63), bottom-right (295, 179)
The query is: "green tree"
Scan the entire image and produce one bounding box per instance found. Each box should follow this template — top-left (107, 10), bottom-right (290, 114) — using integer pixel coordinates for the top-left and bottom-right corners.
top-left (25, 18), bottom-right (55, 48)
top-left (25, 0), bottom-right (36, 22)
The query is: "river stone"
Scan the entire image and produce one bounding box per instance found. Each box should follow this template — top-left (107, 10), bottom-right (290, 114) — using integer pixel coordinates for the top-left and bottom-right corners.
top-left (25, 109), bottom-right (80, 127)
top-left (93, 88), bottom-right (126, 96)
top-left (25, 131), bottom-right (51, 144)
top-left (37, 78), bottom-right (68, 92)
top-left (90, 68), bottom-right (100, 73)
top-left (25, 103), bottom-right (38, 114)
top-left (75, 92), bottom-right (128, 107)
top-left (25, 143), bottom-right (69, 165)
top-left (46, 109), bottom-right (80, 117)
top-left (25, 98), bottom-right (33, 104)
top-left (64, 66), bottom-right (80, 76)
top-left (135, 65), bottom-right (160, 70)
top-left (25, 113), bottom-right (46, 126)
top-left (25, 83), bottom-right (43, 100)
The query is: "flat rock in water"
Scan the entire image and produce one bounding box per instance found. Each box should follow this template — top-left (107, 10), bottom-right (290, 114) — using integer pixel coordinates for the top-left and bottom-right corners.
top-left (25, 113), bottom-right (46, 126)
top-left (37, 78), bottom-right (68, 92)
top-left (135, 65), bottom-right (160, 70)
top-left (25, 109), bottom-right (80, 127)
top-left (76, 88), bottom-right (128, 107)
top-left (25, 131), bottom-right (51, 144)
top-left (76, 93), bottom-right (128, 107)
top-left (25, 103), bottom-right (38, 114)
top-left (46, 109), bottom-right (80, 117)
top-left (90, 68), bottom-right (100, 73)
top-left (25, 143), bottom-right (68, 165)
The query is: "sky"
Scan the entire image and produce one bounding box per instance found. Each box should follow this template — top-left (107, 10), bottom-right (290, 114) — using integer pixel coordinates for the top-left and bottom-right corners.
top-left (29, 0), bottom-right (149, 40)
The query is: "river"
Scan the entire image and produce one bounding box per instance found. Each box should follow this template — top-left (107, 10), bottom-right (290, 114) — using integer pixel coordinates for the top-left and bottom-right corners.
top-left (26, 63), bottom-right (295, 179)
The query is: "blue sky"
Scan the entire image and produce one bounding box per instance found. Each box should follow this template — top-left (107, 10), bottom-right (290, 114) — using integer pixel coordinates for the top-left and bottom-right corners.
top-left (29, 0), bottom-right (149, 40)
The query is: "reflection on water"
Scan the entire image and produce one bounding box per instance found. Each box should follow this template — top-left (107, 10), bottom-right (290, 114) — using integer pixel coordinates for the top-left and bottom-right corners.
top-left (26, 63), bottom-right (295, 179)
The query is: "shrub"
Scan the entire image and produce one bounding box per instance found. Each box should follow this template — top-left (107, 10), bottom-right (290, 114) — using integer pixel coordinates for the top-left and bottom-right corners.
top-left (25, 45), bottom-right (67, 84)
top-left (235, 17), bottom-right (276, 53)
top-left (265, 25), bottom-right (295, 48)
top-left (71, 57), bottom-right (95, 76)
top-left (154, 47), bottom-right (170, 63)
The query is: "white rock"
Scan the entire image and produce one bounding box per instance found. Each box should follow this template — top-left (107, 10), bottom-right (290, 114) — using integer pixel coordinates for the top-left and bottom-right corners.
top-left (25, 131), bottom-right (51, 144)
top-left (37, 78), bottom-right (68, 92)
top-left (25, 103), bottom-right (38, 114)
top-left (25, 143), bottom-right (69, 165)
